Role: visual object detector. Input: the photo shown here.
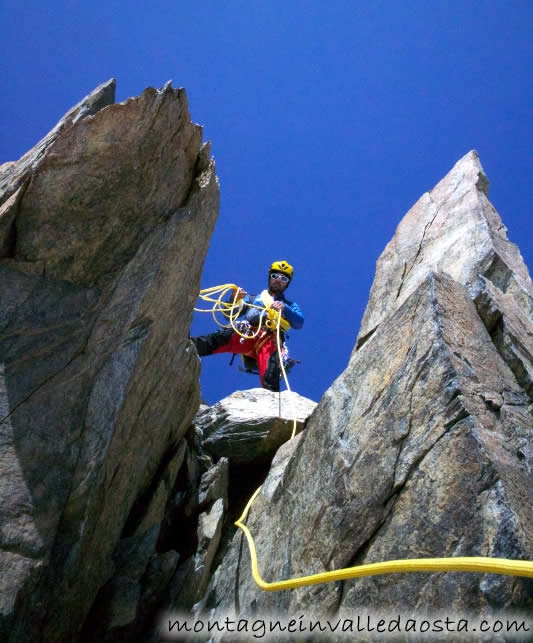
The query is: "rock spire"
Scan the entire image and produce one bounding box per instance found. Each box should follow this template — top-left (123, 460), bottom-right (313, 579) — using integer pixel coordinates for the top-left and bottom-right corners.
top-left (0, 80), bottom-right (219, 642)
top-left (198, 151), bottom-right (533, 627)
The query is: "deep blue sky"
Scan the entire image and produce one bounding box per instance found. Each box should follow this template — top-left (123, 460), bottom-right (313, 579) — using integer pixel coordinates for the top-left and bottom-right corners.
top-left (2, 1), bottom-right (532, 404)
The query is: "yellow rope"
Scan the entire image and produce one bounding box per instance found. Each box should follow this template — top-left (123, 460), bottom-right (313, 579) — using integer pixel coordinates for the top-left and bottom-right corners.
top-left (195, 284), bottom-right (268, 338)
top-left (234, 487), bottom-right (533, 590)
top-left (195, 284), bottom-right (533, 590)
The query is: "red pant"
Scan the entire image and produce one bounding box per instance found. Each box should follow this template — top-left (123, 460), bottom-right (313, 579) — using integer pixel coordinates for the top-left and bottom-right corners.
top-left (212, 332), bottom-right (278, 387)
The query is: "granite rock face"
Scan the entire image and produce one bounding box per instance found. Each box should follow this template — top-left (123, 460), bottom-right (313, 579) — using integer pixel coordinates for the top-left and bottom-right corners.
top-left (92, 429), bottom-right (230, 642)
top-left (0, 80), bottom-right (219, 642)
top-left (200, 152), bottom-right (533, 630)
top-left (148, 390), bottom-right (316, 641)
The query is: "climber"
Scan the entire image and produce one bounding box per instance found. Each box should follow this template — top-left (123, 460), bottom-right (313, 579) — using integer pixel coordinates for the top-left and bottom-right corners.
top-left (191, 261), bottom-right (304, 391)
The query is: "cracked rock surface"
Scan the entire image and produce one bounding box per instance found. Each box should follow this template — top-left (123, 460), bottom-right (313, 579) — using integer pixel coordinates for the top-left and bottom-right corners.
top-left (198, 152), bottom-right (532, 629)
top-left (196, 388), bottom-right (316, 464)
top-left (0, 80), bottom-right (219, 642)
top-left (357, 150), bottom-right (532, 348)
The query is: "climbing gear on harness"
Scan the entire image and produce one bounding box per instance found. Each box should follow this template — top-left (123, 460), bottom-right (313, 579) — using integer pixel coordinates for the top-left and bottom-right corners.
top-left (195, 285), bottom-right (533, 591)
top-left (269, 260), bottom-right (294, 279)
top-left (234, 319), bottom-right (254, 337)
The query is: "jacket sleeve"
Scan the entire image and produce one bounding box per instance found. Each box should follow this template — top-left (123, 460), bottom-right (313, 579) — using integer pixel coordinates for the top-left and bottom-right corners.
top-left (282, 300), bottom-right (304, 329)
top-left (243, 294), bottom-right (264, 326)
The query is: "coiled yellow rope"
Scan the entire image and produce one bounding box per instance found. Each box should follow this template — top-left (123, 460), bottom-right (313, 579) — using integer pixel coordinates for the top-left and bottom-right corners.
top-left (195, 284), bottom-right (533, 590)
top-left (195, 284), bottom-right (275, 338)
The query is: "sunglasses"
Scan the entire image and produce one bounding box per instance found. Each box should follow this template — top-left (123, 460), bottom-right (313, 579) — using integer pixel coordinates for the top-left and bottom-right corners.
top-left (270, 272), bottom-right (290, 283)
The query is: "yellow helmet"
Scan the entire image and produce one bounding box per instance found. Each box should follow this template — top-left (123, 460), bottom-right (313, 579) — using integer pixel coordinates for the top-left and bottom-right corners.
top-left (269, 260), bottom-right (294, 279)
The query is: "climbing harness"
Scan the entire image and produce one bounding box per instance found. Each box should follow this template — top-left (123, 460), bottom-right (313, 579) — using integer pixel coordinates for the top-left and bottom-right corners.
top-left (194, 284), bottom-right (533, 591)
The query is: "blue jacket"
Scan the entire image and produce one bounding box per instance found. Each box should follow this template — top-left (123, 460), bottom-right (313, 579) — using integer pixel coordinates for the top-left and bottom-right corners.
top-left (242, 291), bottom-right (304, 330)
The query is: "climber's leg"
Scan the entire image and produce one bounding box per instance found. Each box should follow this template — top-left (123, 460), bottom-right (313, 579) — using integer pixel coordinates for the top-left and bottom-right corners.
top-left (191, 329), bottom-right (234, 355)
top-left (256, 339), bottom-right (281, 391)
